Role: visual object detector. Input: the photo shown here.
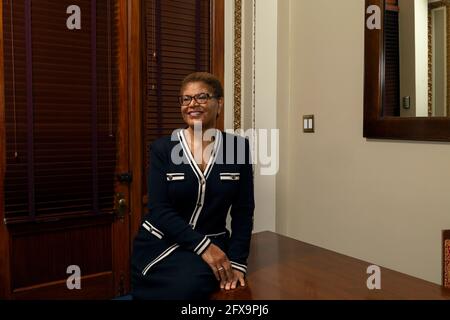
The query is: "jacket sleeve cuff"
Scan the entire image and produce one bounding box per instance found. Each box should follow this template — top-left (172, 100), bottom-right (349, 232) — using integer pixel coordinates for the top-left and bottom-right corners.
top-left (194, 236), bottom-right (211, 255)
top-left (230, 261), bottom-right (248, 274)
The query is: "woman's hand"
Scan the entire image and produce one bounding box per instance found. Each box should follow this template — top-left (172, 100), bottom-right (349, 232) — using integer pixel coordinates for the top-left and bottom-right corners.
top-left (201, 243), bottom-right (234, 285)
top-left (224, 269), bottom-right (245, 290)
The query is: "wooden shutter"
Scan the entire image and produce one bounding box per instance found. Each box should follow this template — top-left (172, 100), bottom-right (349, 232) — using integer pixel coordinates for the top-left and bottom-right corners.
top-left (3, 0), bottom-right (119, 222)
top-left (384, 6), bottom-right (400, 117)
top-left (143, 0), bottom-right (211, 162)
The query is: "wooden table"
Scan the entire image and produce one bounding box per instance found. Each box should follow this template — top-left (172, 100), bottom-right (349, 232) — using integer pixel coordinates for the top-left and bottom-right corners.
top-left (212, 231), bottom-right (450, 300)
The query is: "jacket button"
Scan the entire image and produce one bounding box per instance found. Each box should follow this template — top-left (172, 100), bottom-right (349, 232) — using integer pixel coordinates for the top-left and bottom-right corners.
top-left (197, 203), bottom-right (202, 207)
top-left (168, 176), bottom-right (173, 181)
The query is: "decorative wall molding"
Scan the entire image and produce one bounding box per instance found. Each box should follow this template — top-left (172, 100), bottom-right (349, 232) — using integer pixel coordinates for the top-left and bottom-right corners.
top-left (428, 9), bottom-right (432, 116)
top-left (428, 2), bottom-right (450, 116)
top-left (233, 0), bottom-right (242, 130)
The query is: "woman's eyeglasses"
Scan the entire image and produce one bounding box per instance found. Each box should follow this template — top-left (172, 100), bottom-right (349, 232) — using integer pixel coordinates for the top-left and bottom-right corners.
top-left (178, 93), bottom-right (217, 106)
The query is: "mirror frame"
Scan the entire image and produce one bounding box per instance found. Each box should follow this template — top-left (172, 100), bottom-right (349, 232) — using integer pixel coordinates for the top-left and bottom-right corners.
top-left (364, 0), bottom-right (450, 142)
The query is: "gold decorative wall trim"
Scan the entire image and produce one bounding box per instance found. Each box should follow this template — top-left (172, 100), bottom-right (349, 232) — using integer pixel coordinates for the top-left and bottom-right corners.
top-left (428, 9), bottom-right (433, 117)
top-left (428, 1), bottom-right (450, 117)
top-left (234, 0), bottom-right (242, 130)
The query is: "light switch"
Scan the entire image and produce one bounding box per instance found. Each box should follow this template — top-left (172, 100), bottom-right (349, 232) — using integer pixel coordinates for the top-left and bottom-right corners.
top-left (303, 115), bottom-right (314, 133)
top-left (402, 96), bottom-right (410, 109)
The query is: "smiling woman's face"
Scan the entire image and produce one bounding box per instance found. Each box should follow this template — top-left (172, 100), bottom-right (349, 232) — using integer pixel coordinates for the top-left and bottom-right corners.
top-left (180, 81), bottom-right (222, 130)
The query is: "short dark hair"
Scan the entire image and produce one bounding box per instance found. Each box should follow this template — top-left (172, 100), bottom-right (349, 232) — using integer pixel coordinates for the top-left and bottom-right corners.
top-left (180, 72), bottom-right (224, 98)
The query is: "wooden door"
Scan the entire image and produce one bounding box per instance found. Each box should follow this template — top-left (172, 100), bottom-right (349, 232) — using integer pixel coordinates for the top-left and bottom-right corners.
top-left (0, 0), bottom-right (130, 299)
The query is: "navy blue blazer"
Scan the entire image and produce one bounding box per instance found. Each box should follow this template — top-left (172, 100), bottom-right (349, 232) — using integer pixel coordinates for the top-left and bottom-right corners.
top-left (131, 129), bottom-right (255, 278)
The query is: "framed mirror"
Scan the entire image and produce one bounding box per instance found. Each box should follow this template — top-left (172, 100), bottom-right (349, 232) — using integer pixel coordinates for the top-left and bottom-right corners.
top-left (364, 0), bottom-right (450, 141)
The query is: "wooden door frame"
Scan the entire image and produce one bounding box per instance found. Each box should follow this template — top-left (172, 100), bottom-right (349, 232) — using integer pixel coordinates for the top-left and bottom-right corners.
top-left (112, 0), bottom-right (131, 297)
top-left (0, 0), bottom-right (11, 299)
top-left (212, 0), bottom-right (225, 132)
top-left (128, 0), bottom-right (225, 240)
top-left (128, 0), bottom-right (144, 248)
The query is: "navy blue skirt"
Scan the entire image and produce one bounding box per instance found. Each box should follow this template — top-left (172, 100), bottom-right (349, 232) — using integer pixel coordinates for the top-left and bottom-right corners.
top-left (131, 234), bottom-right (227, 300)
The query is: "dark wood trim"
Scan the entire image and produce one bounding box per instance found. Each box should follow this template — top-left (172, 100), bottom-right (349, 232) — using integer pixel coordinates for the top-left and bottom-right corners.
top-left (385, 6), bottom-right (398, 12)
top-left (140, 0), bottom-right (149, 212)
top-left (12, 272), bottom-right (113, 300)
top-left (111, 0), bottom-right (131, 298)
top-left (0, 0), bottom-right (12, 299)
top-left (385, 0), bottom-right (398, 12)
top-left (212, 0), bottom-right (224, 131)
top-left (129, 0), bottom-right (144, 245)
top-left (364, 0), bottom-right (450, 142)
top-left (444, 230), bottom-right (450, 287)
top-left (364, 0), bottom-right (384, 136)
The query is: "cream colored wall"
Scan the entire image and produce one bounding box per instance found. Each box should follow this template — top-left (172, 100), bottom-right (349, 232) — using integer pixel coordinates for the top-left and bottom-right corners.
top-left (224, 0), bottom-right (277, 233)
top-left (276, 0), bottom-right (450, 285)
top-left (253, 0), bottom-right (278, 232)
top-left (276, 0), bottom-right (292, 234)
top-left (242, 0), bottom-right (254, 131)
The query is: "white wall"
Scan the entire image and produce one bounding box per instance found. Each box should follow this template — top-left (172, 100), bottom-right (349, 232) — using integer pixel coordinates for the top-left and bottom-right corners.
top-left (276, 0), bottom-right (292, 234)
top-left (225, 0), bottom-right (277, 233)
top-left (252, 0), bottom-right (277, 233)
top-left (415, 0), bottom-right (429, 116)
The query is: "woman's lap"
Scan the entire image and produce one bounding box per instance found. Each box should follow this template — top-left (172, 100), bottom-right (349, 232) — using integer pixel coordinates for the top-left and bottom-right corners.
top-left (131, 248), bottom-right (218, 300)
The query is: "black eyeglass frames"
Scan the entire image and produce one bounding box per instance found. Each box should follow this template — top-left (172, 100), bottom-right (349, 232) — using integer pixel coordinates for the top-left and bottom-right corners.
top-left (178, 93), bottom-right (218, 106)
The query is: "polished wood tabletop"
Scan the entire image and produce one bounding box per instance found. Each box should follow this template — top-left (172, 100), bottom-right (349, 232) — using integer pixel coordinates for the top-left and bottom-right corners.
top-left (212, 231), bottom-right (450, 300)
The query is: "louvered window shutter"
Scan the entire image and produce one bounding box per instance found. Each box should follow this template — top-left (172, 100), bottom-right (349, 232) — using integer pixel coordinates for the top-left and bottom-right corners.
top-left (143, 0), bottom-right (211, 166)
top-left (3, 0), bottom-right (119, 222)
top-left (384, 0), bottom-right (400, 117)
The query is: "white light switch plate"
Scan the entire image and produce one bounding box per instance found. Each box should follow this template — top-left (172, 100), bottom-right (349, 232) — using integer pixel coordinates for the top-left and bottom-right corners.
top-left (303, 115), bottom-right (314, 133)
